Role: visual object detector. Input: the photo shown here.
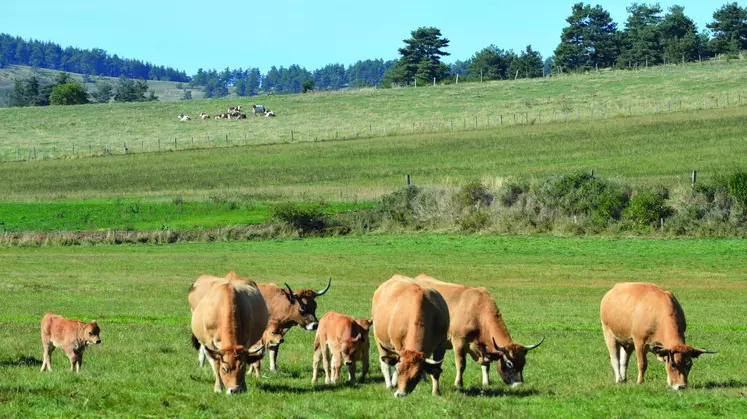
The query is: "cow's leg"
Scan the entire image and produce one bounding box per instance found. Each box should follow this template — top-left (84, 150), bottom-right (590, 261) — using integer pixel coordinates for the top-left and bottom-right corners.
top-left (331, 349), bottom-right (342, 383)
top-left (360, 350), bottom-right (369, 382)
top-left (346, 360), bottom-right (356, 383)
top-left (198, 345), bottom-right (207, 368)
top-left (481, 363), bottom-right (491, 387)
top-left (603, 326), bottom-right (623, 382)
top-left (431, 346), bottom-right (446, 396)
top-left (64, 346), bottom-right (78, 372)
top-left (312, 348), bottom-right (322, 384)
top-left (379, 359), bottom-right (393, 389)
top-left (250, 360), bottom-right (261, 378)
top-left (452, 341), bottom-right (467, 387)
top-left (633, 338), bottom-right (647, 384)
top-left (322, 346), bottom-right (332, 384)
top-left (75, 351), bottom-right (84, 372)
top-left (619, 345), bottom-right (633, 382)
top-left (41, 339), bottom-right (53, 372)
top-left (268, 346), bottom-right (279, 372)
top-left (210, 355), bottom-right (224, 393)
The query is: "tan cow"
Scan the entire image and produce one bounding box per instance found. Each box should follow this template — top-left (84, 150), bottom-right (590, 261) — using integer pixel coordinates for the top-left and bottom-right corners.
top-left (600, 282), bottom-right (716, 390)
top-left (40, 313), bottom-right (101, 372)
top-left (414, 274), bottom-right (545, 388)
top-left (312, 311), bottom-right (372, 384)
top-left (372, 274), bottom-right (449, 397)
top-left (190, 272), bottom-right (269, 394)
top-left (247, 319), bottom-right (287, 377)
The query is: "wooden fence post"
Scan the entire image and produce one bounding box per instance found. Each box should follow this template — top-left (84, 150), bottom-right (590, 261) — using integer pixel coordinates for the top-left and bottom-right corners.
top-left (124, 143), bottom-right (128, 153)
top-left (500, 115), bottom-right (503, 126)
top-left (174, 138), bottom-right (177, 148)
top-left (225, 135), bottom-right (228, 145)
top-left (72, 144), bottom-right (75, 154)
top-left (590, 168), bottom-right (594, 178)
top-left (105, 144), bottom-right (109, 154)
top-left (406, 174), bottom-right (411, 185)
top-left (475, 117), bottom-right (478, 129)
top-left (463, 118), bottom-right (466, 129)
top-left (451, 120), bottom-right (454, 130)
top-left (89, 144), bottom-right (92, 155)
top-left (192, 137), bottom-right (194, 146)
top-left (692, 170), bottom-right (697, 184)
top-left (33, 146), bottom-right (37, 159)
top-left (291, 130), bottom-right (294, 142)
top-left (16, 147), bottom-right (18, 161)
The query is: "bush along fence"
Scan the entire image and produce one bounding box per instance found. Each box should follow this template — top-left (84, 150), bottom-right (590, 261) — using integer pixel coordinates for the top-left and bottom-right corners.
top-left (3, 168), bottom-right (747, 247)
top-left (2, 91), bottom-right (747, 162)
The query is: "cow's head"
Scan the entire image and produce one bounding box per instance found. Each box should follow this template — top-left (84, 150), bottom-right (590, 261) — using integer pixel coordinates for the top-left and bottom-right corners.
top-left (263, 319), bottom-right (286, 348)
top-left (282, 279), bottom-right (331, 331)
top-left (653, 344), bottom-right (716, 390)
top-left (216, 345), bottom-right (264, 394)
top-left (381, 347), bottom-right (443, 397)
top-left (487, 336), bottom-right (544, 387)
top-left (82, 321), bottom-right (102, 345)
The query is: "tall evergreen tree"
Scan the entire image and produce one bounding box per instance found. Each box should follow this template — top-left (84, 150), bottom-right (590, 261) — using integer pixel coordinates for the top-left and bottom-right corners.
top-left (388, 27), bottom-right (450, 84)
top-left (509, 45), bottom-right (544, 78)
top-left (707, 2), bottom-right (747, 53)
top-left (660, 5), bottom-right (703, 63)
top-left (617, 3), bottom-right (664, 67)
top-left (554, 3), bottom-right (619, 71)
top-left (466, 45), bottom-right (515, 80)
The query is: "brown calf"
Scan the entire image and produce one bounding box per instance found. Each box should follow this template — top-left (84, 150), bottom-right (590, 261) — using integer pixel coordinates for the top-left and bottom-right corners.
top-left (312, 311), bottom-right (372, 384)
top-left (247, 319), bottom-right (287, 377)
top-left (40, 313), bottom-right (101, 372)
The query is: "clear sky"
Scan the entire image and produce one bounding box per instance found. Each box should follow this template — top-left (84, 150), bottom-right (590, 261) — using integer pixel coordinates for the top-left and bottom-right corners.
top-left (0, 0), bottom-right (730, 75)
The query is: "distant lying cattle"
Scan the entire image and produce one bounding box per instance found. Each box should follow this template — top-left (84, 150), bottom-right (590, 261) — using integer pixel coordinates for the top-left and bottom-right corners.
top-left (600, 282), bottom-right (716, 390)
top-left (40, 313), bottom-right (101, 372)
top-left (236, 113), bottom-right (247, 120)
top-left (373, 274), bottom-right (449, 397)
top-left (264, 110), bottom-right (276, 117)
top-left (214, 113), bottom-right (229, 120)
top-left (252, 104), bottom-right (266, 116)
top-left (178, 113), bottom-right (191, 121)
top-left (200, 112), bottom-right (210, 120)
top-left (413, 274), bottom-right (544, 388)
top-left (312, 311), bottom-right (372, 384)
top-left (229, 105), bottom-right (241, 112)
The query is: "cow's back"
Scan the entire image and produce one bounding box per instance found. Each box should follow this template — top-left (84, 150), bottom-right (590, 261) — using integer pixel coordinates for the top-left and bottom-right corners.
top-left (233, 281), bottom-right (270, 348)
top-left (601, 282), bottom-right (685, 341)
top-left (413, 274), bottom-right (492, 335)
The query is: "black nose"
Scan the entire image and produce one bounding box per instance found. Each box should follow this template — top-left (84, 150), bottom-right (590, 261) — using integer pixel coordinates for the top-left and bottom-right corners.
top-left (96, 340), bottom-right (101, 344)
top-left (345, 361), bottom-right (353, 366)
top-left (279, 338), bottom-right (285, 344)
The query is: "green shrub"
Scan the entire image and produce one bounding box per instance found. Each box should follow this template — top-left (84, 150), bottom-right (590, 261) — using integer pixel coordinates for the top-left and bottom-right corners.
top-left (378, 186), bottom-right (421, 225)
top-left (625, 187), bottom-right (672, 228)
top-left (453, 181), bottom-right (493, 212)
top-left (533, 172), bottom-right (630, 225)
top-left (726, 169), bottom-right (747, 208)
top-left (496, 180), bottom-right (529, 207)
top-left (459, 210), bottom-right (491, 232)
top-left (271, 203), bottom-right (326, 235)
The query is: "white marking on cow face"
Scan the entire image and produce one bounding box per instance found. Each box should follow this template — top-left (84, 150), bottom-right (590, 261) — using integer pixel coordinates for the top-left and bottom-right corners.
top-left (510, 382), bottom-right (523, 388)
top-left (305, 322), bottom-right (318, 331)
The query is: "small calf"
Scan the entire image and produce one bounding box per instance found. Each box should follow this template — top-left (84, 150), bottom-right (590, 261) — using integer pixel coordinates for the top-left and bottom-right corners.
top-left (247, 319), bottom-right (287, 377)
top-left (312, 311), bottom-right (372, 384)
top-left (40, 313), bottom-right (101, 372)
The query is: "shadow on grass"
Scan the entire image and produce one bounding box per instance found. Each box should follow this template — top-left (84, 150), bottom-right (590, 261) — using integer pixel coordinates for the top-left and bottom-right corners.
top-left (457, 387), bottom-right (541, 398)
top-left (257, 382), bottom-right (355, 394)
top-left (0, 355), bottom-right (42, 367)
top-left (693, 380), bottom-right (747, 390)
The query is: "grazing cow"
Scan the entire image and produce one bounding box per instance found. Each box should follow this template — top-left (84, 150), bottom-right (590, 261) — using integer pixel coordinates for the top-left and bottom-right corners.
top-left (413, 274), bottom-right (545, 388)
top-left (600, 282), bottom-right (716, 390)
top-left (229, 106), bottom-right (241, 112)
top-left (247, 319), bottom-right (287, 377)
top-left (264, 110), bottom-right (276, 117)
top-left (312, 312), bottom-right (372, 384)
top-left (255, 279), bottom-right (332, 372)
top-left (252, 104), bottom-right (266, 116)
top-left (178, 113), bottom-right (191, 121)
top-left (189, 272), bottom-right (269, 394)
top-left (200, 112), bottom-right (210, 120)
top-left (372, 274), bottom-right (449, 397)
top-left (40, 313), bottom-right (101, 372)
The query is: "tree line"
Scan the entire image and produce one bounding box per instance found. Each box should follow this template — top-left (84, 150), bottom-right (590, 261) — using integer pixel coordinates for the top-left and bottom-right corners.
top-left (0, 33), bottom-right (189, 82)
top-left (9, 74), bottom-right (158, 107)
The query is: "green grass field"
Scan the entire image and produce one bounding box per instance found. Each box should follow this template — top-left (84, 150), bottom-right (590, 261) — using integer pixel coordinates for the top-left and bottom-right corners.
top-left (0, 235), bottom-right (744, 417)
top-left (0, 60), bottom-right (746, 160)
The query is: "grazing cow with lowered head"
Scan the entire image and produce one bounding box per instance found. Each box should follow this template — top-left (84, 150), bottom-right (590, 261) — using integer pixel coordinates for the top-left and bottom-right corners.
top-left (312, 311), bottom-right (372, 384)
top-left (373, 274), bottom-right (449, 397)
top-left (252, 104), bottom-right (266, 116)
top-left (600, 282), bottom-right (716, 390)
top-left (189, 272), bottom-right (268, 394)
top-left (413, 274), bottom-right (545, 388)
top-left (254, 279), bottom-right (332, 372)
top-left (40, 313), bottom-right (101, 372)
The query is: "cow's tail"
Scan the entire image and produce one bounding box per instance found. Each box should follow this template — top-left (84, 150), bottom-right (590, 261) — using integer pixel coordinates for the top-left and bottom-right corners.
top-left (191, 334), bottom-right (201, 351)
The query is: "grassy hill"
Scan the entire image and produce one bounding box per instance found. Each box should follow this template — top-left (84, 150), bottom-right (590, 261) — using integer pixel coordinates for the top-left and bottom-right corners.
top-left (0, 60), bottom-right (745, 161)
top-left (0, 65), bottom-right (204, 107)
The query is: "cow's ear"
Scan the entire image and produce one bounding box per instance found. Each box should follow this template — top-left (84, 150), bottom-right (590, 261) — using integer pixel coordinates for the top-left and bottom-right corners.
top-left (651, 345), bottom-right (670, 357)
top-left (380, 356), bottom-right (398, 366)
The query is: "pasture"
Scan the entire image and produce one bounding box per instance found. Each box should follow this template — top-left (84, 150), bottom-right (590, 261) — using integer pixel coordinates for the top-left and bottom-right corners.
top-left (0, 235), bottom-right (744, 417)
top-left (1, 60), bottom-right (746, 160)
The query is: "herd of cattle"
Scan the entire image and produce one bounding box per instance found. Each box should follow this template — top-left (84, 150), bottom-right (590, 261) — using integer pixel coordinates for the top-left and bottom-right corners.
top-left (178, 105), bottom-right (277, 122)
top-left (39, 274), bottom-right (715, 397)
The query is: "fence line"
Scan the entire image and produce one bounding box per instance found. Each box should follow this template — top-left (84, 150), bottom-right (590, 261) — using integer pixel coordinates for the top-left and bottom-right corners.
top-left (2, 92), bottom-right (745, 162)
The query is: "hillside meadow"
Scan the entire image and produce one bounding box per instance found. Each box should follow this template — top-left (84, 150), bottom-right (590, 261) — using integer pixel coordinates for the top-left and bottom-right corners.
top-left (1, 60), bottom-right (746, 160)
top-left (0, 235), bottom-right (744, 417)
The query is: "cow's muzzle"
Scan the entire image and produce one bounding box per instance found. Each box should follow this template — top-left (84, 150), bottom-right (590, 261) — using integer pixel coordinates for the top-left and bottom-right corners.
top-left (394, 391), bottom-right (409, 398)
top-left (345, 361), bottom-right (353, 366)
top-left (305, 322), bottom-right (319, 331)
top-left (671, 384), bottom-right (687, 391)
top-left (227, 387), bottom-right (246, 395)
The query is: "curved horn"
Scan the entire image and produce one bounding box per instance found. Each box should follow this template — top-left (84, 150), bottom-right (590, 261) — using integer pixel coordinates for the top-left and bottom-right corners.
top-left (702, 349), bottom-right (718, 354)
top-left (351, 333), bottom-right (362, 343)
top-left (524, 336), bottom-right (546, 351)
top-left (424, 358), bottom-right (443, 365)
top-left (313, 278), bottom-right (331, 297)
top-left (248, 344), bottom-right (265, 354)
top-left (492, 337), bottom-right (511, 356)
top-left (284, 283), bottom-right (296, 299)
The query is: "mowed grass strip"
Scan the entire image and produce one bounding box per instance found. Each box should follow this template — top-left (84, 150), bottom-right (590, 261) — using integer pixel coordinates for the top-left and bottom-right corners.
top-left (2, 106), bottom-right (746, 203)
top-left (0, 235), bottom-right (744, 417)
top-left (0, 60), bottom-right (746, 159)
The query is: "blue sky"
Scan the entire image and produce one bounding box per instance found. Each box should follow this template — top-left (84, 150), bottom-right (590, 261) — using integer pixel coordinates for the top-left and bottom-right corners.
top-left (0, 0), bottom-right (730, 74)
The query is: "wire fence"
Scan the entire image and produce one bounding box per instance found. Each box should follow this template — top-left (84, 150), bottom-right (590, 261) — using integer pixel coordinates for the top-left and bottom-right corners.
top-left (2, 92), bottom-right (745, 162)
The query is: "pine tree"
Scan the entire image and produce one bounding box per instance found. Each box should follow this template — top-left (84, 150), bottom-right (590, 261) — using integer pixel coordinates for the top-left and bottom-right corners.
top-left (554, 3), bottom-right (619, 71)
top-left (388, 27), bottom-right (450, 84)
top-left (707, 2), bottom-right (747, 53)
